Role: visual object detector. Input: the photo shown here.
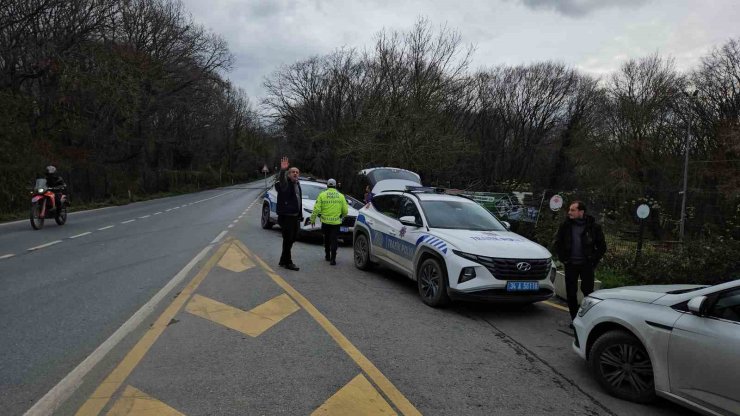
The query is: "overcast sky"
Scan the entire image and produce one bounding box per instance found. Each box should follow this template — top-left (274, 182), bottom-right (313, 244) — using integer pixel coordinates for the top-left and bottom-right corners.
top-left (179, 0), bottom-right (740, 102)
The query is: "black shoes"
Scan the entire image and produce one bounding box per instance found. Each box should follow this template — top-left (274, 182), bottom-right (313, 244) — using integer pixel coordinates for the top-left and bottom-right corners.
top-left (325, 253), bottom-right (331, 261)
top-left (279, 262), bottom-right (299, 271)
top-left (330, 260), bottom-right (336, 266)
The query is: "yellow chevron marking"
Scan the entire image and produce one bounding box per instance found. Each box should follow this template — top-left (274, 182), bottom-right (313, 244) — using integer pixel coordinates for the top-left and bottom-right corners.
top-left (185, 293), bottom-right (299, 337)
top-left (312, 374), bottom-right (397, 416)
top-left (217, 244), bottom-right (255, 272)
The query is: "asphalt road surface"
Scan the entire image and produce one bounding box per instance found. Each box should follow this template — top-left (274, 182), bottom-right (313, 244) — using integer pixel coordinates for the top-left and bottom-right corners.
top-left (0, 179), bottom-right (695, 415)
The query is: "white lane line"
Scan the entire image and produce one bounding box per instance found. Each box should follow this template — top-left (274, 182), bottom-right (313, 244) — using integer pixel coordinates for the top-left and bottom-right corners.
top-left (138, 215), bottom-right (150, 219)
top-left (153, 212), bottom-right (162, 215)
top-left (211, 230), bottom-right (228, 244)
top-left (232, 220), bottom-right (238, 223)
top-left (0, 254), bottom-right (15, 260)
top-left (24, 243), bottom-right (216, 416)
top-left (165, 209), bottom-right (172, 212)
top-left (192, 191), bottom-right (237, 204)
top-left (121, 219), bottom-right (135, 224)
top-left (172, 207), bottom-right (180, 210)
top-left (227, 224), bottom-right (234, 229)
top-left (98, 225), bottom-right (114, 230)
top-left (28, 240), bottom-right (63, 251)
top-left (69, 232), bottom-right (92, 239)
top-left (238, 216), bottom-right (243, 219)
top-left (180, 205), bottom-right (187, 208)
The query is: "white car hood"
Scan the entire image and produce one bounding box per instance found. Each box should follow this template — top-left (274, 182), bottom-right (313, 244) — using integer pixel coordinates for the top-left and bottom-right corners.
top-left (592, 284), bottom-right (706, 303)
top-left (431, 229), bottom-right (551, 259)
top-left (372, 179), bottom-right (421, 194)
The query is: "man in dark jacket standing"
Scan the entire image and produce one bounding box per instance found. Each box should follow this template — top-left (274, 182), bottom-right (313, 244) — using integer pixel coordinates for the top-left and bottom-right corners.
top-left (276, 156), bottom-right (302, 271)
top-left (554, 201), bottom-right (607, 323)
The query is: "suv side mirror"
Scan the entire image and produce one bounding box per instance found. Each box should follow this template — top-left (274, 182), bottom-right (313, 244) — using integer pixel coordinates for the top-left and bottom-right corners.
top-left (399, 216), bottom-right (422, 227)
top-left (687, 295), bottom-right (708, 316)
top-left (502, 221), bottom-right (511, 230)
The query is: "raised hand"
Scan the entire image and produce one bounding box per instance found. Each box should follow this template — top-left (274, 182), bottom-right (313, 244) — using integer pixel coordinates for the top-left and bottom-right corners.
top-left (280, 156), bottom-right (289, 170)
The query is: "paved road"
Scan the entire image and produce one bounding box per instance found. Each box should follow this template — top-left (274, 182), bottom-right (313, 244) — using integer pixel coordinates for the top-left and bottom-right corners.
top-left (0, 181), bottom-right (695, 415)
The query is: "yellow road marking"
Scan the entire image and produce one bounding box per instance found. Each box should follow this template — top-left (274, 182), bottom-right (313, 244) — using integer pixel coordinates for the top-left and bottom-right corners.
top-left (185, 293), bottom-right (299, 337)
top-left (312, 374), bottom-right (397, 416)
top-left (217, 244), bottom-right (255, 272)
top-left (543, 300), bottom-right (569, 312)
top-left (234, 240), bottom-right (421, 416)
top-left (76, 240), bottom-right (232, 416)
top-left (106, 385), bottom-right (183, 416)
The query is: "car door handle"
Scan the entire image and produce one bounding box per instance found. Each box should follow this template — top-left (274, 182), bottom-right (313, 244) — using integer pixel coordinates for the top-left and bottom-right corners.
top-left (366, 219), bottom-right (374, 226)
top-left (389, 230), bottom-right (397, 236)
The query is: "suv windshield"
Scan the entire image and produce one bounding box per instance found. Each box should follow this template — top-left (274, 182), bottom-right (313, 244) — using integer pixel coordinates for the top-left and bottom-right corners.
top-left (421, 200), bottom-right (507, 231)
top-left (301, 184), bottom-right (326, 200)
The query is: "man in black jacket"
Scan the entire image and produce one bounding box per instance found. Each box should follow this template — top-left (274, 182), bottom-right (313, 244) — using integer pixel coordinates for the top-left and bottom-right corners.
top-left (554, 201), bottom-right (607, 322)
top-left (44, 165), bottom-right (67, 210)
top-left (276, 156), bottom-right (302, 271)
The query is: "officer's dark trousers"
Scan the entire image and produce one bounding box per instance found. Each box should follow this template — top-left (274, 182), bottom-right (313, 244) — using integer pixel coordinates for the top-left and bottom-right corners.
top-left (278, 215), bottom-right (300, 265)
top-left (321, 223), bottom-right (340, 260)
top-left (565, 263), bottom-right (595, 320)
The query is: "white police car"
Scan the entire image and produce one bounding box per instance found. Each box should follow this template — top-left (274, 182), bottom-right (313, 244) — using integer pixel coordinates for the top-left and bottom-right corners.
top-left (261, 177), bottom-right (362, 240)
top-left (353, 186), bottom-right (557, 307)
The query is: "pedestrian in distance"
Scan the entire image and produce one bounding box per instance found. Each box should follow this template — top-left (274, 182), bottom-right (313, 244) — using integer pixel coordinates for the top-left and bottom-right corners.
top-left (553, 201), bottom-right (607, 326)
top-left (276, 156), bottom-right (302, 271)
top-left (310, 179), bottom-right (348, 266)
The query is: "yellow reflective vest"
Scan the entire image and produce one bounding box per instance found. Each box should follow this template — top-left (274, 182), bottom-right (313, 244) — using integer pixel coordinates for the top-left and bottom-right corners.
top-left (310, 188), bottom-right (349, 225)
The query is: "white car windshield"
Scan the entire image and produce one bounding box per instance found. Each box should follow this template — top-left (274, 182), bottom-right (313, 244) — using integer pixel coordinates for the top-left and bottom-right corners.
top-left (421, 200), bottom-right (507, 231)
top-left (301, 184), bottom-right (326, 200)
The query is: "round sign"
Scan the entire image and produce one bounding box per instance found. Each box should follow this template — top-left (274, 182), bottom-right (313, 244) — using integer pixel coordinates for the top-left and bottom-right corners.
top-left (549, 195), bottom-right (563, 211)
top-left (636, 204), bottom-right (650, 219)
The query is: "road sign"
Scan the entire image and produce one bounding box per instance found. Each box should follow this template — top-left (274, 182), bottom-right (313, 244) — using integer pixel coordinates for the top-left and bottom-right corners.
top-left (261, 165), bottom-right (269, 173)
top-left (549, 195), bottom-right (563, 211)
top-left (636, 204), bottom-right (650, 219)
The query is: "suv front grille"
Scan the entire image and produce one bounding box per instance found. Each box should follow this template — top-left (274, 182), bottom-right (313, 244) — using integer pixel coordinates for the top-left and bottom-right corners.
top-left (475, 257), bottom-right (551, 281)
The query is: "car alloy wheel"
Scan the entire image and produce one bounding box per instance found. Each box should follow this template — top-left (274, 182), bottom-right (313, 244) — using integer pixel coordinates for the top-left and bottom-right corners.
top-left (417, 257), bottom-right (449, 307)
top-left (353, 234), bottom-right (371, 270)
top-left (590, 330), bottom-right (655, 403)
top-left (261, 204), bottom-right (272, 229)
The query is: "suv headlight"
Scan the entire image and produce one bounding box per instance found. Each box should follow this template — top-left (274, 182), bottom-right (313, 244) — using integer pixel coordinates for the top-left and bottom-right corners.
top-left (578, 296), bottom-right (602, 317)
top-left (452, 249), bottom-right (479, 262)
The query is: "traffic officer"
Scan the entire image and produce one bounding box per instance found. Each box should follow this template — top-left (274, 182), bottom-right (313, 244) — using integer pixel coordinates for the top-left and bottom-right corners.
top-left (310, 179), bottom-right (349, 265)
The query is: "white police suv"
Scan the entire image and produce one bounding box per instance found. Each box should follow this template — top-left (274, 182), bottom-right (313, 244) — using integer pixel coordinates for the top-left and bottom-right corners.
top-left (261, 177), bottom-right (363, 240)
top-left (353, 186), bottom-right (557, 307)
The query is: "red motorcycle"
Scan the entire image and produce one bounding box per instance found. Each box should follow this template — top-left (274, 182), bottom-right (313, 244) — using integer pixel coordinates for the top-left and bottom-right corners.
top-left (30, 178), bottom-right (69, 230)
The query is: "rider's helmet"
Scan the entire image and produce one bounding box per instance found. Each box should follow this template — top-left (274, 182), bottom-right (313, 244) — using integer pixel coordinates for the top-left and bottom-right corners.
top-left (45, 165), bottom-right (57, 175)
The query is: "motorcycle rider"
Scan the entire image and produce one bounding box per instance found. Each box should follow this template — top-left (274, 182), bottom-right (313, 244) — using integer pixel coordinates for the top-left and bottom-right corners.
top-left (44, 165), bottom-right (67, 210)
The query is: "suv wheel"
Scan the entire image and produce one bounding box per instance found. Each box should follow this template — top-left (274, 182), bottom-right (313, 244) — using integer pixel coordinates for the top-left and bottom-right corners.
top-left (417, 257), bottom-right (450, 307)
top-left (353, 233), bottom-right (372, 270)
top-left (589, 330), bottom-right (655, 403)
top-left (261, 204), bottom-right (273, 229)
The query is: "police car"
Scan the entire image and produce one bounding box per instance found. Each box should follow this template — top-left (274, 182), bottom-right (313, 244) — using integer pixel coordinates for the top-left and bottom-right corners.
top-left (261, 177), bottom-right (362, 240)
top-left (353, 186), bottom-right (557, 307)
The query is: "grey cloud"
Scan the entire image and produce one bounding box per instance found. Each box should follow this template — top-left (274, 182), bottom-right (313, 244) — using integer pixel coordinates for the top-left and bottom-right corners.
top-left (519, 0), bottom-right (651, 17)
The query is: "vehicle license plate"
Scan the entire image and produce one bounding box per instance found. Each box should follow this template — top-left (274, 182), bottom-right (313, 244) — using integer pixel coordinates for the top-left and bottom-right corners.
top-left (340, 226), bottom-right (349, 232)
top-left (506, 281), bottom-right (539, 292)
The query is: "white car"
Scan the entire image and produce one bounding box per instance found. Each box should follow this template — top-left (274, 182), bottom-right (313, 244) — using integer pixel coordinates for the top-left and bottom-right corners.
top-left (572, 279), bottom-right (740, 415)
top-left (352, 186), bottom-right (557, 307)
top-left (261, 177), bottom-right (362, 240)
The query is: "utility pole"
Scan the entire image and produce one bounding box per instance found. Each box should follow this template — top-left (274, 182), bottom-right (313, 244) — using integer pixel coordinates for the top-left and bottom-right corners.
top-left (679, 90), bottom-right (698, 242)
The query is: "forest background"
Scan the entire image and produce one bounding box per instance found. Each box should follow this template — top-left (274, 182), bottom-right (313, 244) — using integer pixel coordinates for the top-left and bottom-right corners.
top-left (1, 0), bottom-right (738, 285)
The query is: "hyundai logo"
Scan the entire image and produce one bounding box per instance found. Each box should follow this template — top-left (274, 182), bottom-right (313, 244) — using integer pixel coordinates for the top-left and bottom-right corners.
top-left (516, 262), bottom-right (531, 271)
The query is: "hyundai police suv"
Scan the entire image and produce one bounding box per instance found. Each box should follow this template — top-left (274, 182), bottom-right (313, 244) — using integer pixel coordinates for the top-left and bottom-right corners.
top-left (261, 177), bottom-right (362, 240)
top-left (353, 187), bottom-right (556, 307)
